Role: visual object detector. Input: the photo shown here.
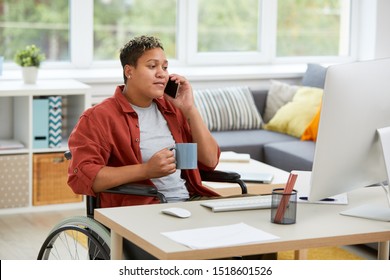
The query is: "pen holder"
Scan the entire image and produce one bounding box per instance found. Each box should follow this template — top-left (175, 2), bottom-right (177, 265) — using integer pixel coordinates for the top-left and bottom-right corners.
top-left (271, 188), bottom-right (297, 225)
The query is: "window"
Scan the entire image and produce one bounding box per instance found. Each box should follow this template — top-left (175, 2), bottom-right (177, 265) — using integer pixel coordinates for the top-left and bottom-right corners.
top-left (93, 0), bottom-right (177, 60)
top-left (276, 0), bottom-right (351, 57)
top-left (197, 0), bottom-right (259, 52)
top-left (0, 0), bottom-right (355, 68)
top-left (188, 0), bottom-right (352, 65)
top-left (0, 0), bottom-right (69, 62)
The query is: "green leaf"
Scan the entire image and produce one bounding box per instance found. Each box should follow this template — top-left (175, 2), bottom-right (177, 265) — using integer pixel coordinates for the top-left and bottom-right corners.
top-left (14, 44), bottom-right (46, 67)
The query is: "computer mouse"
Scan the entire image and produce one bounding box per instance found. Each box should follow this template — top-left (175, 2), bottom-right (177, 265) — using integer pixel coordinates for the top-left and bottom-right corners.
top-left (161, 207), bottom-right (191, 218)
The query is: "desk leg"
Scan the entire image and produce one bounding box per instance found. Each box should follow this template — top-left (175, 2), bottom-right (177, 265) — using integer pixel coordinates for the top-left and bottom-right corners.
top-left (294, 249), bottom-right (308, 260)
top-left (111, 231), bottom-right (123, 260)
top-left (378, 241), bottom-right (389, 260)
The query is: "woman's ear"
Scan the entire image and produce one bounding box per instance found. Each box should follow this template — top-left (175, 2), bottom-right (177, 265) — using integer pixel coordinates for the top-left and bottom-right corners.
top-left (124, 64), bottom-right (133, 79)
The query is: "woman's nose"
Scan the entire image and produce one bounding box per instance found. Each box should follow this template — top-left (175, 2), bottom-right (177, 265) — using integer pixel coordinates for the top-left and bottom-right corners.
top-left (156, 67), bottom-right (167, 78)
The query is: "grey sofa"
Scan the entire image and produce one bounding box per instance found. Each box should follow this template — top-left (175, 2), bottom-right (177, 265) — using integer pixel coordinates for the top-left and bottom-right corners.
top-left (195, 64), bottom-right (327, 172)
top-left (211, 89), bottom-right (316, 172)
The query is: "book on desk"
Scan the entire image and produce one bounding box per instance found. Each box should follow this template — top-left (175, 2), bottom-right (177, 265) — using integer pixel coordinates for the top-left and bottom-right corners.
top-left (219, 151), bottom-right (250, 163)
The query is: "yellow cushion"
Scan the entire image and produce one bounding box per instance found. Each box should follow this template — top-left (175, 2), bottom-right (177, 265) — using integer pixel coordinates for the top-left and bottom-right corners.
top-left (264, 87), bottom-right (323, 138)
top-left (301, 104), bottom-right (321, 141)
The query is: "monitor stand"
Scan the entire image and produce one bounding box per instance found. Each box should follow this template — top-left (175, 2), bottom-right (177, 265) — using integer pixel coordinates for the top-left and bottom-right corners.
top-left (340, 127), bottom-right (390, 222)
top-left (340, 192), bottom-right (390, 221)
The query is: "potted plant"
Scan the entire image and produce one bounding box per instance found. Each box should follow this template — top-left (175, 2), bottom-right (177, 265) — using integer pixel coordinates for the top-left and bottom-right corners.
top-left (14, 44), bottom-right (45, 84)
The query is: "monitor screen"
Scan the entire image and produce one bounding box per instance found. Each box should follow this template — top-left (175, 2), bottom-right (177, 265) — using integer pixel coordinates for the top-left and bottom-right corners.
top-left (308, 58), bottom-right (390, 203)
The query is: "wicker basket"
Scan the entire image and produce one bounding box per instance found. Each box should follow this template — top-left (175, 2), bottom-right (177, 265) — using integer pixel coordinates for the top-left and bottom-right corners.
top-left (33, 153), bottom-right (82, 205)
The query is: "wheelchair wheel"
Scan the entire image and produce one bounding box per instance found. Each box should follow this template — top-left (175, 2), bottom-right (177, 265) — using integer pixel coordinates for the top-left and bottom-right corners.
top-left (37, 216), bottom-right (111, 260)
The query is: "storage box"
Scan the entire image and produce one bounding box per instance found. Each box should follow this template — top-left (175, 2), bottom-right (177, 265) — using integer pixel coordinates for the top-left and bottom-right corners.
top-left (0, 154), bottom-right (29, 208)
top-left (33, 98), bottom-right (49, 148)
top-left (33, 153), bottom-right (82, 205)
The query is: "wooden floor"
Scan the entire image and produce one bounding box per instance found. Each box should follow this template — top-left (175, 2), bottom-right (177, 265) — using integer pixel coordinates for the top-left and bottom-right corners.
top-left (0, 208), bottom-right (84, 260)
top-left (0, 208), bottom-right (378, 260)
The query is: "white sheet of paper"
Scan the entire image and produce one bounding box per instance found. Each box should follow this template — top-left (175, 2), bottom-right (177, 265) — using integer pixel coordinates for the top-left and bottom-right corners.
top-left (291, 170), bottom-right (348, 205)
top-left (161, 222), bottom-right (279, 249)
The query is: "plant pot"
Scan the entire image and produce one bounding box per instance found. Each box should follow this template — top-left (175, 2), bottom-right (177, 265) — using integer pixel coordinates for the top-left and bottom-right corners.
top-left (22, 66), bottom-right (39, 84)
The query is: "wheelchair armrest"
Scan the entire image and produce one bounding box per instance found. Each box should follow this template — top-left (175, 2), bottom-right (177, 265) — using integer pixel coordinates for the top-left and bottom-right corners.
top-left (200, 170), bottom-right (247, 194)
top-left (200, 169), bottom-right (241, 181)
top-left (103, 184), bottom-right (167, 203)
top-left (87, 184), bottom-right (167, 218)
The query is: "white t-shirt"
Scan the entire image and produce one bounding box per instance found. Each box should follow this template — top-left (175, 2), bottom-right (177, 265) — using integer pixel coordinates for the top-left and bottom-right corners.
top-left (132, 102), bottom-right (190, 202)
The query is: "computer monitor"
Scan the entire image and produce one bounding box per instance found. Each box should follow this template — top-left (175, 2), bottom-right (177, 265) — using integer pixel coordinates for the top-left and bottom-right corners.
top-left (308, 58), bottom-right (390, 221)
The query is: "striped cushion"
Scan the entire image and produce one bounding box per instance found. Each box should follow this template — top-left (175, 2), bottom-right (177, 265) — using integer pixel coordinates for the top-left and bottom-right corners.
top-left (194, 86), bottom-right (262, 131)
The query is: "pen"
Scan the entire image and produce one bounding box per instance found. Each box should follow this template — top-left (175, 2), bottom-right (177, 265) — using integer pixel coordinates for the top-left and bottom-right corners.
top-left (299, 196), bottom-right (335, 202)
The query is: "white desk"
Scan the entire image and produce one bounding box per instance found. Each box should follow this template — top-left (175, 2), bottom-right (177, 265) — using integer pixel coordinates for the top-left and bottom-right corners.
top-left (95, 186), bottom-right (390, 260)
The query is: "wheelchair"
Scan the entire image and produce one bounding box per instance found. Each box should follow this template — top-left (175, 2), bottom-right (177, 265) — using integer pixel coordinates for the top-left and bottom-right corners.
top-left (37, 151), bottom-right (247, 260)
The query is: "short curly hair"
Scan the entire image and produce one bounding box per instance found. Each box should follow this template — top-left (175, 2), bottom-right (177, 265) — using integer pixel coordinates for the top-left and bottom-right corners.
top-left (120, 35), bottom-right (164, 83)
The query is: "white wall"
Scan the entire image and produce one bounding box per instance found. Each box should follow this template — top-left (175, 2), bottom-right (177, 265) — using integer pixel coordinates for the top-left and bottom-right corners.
top-left (358, 0), bottom-right (390, 60)
top-left (374, 0), bottom-right (390, 59)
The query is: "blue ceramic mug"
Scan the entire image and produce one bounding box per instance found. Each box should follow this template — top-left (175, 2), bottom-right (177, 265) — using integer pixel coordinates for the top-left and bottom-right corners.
top-left (171, 143), bottom-right (197, 169)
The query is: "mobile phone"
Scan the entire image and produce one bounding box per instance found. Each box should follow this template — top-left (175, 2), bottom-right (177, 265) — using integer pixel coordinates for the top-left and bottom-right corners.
top-left (164, 79), bottom-right (179, 98)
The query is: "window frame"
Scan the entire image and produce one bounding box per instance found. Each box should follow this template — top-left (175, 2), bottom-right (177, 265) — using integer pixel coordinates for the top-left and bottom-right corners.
top-left (70, 0), bottom-right (93, 69)
top-left (3, 0), bottom-right (359, 71)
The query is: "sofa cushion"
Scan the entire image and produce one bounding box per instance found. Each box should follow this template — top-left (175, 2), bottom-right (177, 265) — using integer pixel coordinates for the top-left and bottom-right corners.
top-left (194, 86), bottom-right (262, 131)
top-left (264, 87), bottom-right (323, 138)
top-left (212, 129), bottom-right (297, 162)
top-left (264, 141), bottom-right (316, 172)
top-left (263, 80), bottom-right (298, 123)
top-left (301, 104), bottom-right (321, 141)
top-left (249, 89), bottom-right (268, 117)
top-left (301, 63), bottom-right (327, 89)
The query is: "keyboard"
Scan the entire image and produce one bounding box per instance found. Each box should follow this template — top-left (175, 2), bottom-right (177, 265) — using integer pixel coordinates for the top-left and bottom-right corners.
top-left (201, 196), bottom-right (272, 212)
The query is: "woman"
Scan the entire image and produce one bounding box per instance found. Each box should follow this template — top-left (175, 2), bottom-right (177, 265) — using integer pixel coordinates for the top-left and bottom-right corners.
top-left (67, 35), bottom-right (221, 208)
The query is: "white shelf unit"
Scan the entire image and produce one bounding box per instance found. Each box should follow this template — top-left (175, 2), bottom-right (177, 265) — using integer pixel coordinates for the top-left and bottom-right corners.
top-left (0, 79), bottom-right (91, 213)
